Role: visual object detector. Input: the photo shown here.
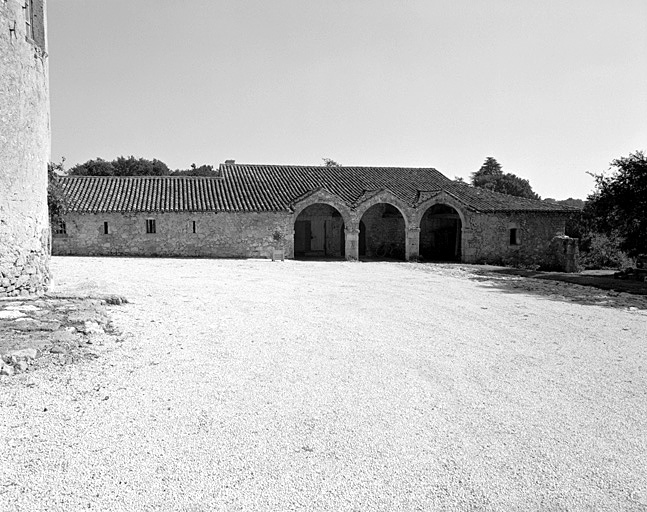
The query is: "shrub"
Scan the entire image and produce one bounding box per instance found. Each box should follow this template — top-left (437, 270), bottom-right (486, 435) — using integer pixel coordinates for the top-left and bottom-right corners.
top-left (579, 232), bottom-right (634, 269)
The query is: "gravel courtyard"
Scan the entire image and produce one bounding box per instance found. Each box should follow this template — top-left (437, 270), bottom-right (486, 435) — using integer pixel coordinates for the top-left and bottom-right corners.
top-left (2, 257), bottom-right (646, 511)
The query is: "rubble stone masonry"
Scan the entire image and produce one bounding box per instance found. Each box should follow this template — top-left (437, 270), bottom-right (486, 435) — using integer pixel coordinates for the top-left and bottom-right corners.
top-left (53, 212), bottom-right (295, 260)
top-left (0, 0), bottom-right (50, 296)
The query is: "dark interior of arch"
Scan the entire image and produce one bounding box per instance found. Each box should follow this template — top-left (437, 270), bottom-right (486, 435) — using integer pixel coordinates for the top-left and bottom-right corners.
top-left (358, 203), bottom-right (406, 260)
top-left (294, 204), bottom-right (345, 259)
top-left (420, 204), bottom-right (462, 262)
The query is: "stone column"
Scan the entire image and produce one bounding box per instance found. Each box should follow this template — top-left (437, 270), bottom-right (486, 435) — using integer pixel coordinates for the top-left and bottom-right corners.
top-left (344, 228), bottom-right (359, 261)
top-left (406, 227), bottom-right (421, 262)
top-left (287, 229), bottom-right (295, 259)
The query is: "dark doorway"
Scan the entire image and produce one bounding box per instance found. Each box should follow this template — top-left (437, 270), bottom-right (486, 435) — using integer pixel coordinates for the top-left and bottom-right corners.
top-left (419, 204), bottom-right (462, 262)
top-left (358, 204), bottom-right (405, 260)
top-left (294, 220), bottom-right (312, 256)
top-left (294, 204), bottom-right (345, 259)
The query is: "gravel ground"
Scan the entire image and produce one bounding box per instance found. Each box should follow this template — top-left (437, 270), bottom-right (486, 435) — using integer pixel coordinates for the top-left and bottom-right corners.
top-left (1, 256), bottom-right (646, 511)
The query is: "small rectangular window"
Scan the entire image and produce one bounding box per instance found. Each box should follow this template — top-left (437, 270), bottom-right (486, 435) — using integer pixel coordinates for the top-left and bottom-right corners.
top-left (192, 221), bottom-right (197, 234)
top-left (146, 219), bottom-right (156, 234)
top-left (509, 228), bottom-right (519, 245)
top-left (53, 220), bottom-right (66, 235)
top-left (103, 221), bottom-right (109, 235)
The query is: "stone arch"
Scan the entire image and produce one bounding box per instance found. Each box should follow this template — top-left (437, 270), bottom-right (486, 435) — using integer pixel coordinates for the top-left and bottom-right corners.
top-left (354, 190), bottom-right (412, 230)
top-left (292, 189), bottom-right (353, 228)
top-left (416, 196), bottom-right (467, 262)
top-left (291, 189), bottom-right (354, 260)
top-left (354, 192), bottom-right (412, 261)
top-left (294, 203), bottom-right (348, 259)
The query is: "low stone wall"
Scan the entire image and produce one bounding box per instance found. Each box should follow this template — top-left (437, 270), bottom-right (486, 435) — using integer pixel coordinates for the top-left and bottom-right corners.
top-left (53, 212), bottom-right (294, 259)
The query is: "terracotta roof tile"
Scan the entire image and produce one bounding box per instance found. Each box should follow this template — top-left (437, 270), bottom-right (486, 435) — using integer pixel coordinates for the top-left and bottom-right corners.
top-left (59, 165), bottom-right (578, 214)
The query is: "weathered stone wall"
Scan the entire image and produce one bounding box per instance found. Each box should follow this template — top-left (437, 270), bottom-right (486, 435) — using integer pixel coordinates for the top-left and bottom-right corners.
top-left (0, 0), bottom-right (51, 297)
top-left (462, 211), bottom-right (568, 267)
top-left (53, 212), bottom-right (295, 259)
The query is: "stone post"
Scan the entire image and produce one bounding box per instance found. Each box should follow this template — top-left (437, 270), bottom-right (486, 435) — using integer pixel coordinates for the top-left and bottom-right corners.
top-left (406, 227), bottom-right (421, 262)
top-left (344, 228), bottom-right (359, 261)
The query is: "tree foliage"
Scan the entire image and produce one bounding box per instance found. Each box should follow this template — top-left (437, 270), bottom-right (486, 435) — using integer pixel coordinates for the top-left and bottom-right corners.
top-left (471, 157), bottom-right (540, 200)
top-left (68, 156), bottom-right (170, 176)
top-left (171, 163), bottom-right (218, 176)
top-left (66, 157), bottom-right (220, 177)
top-left (48, 158), bottom-right (69, 222)
top-left (322, 158), bottom-right (341, 167)
top-left (583, 151), bottom-right (647, 257)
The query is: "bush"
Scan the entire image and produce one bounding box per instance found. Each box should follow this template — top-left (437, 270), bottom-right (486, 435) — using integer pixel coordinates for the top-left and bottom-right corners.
top-left (579, 232), bottom-right (634, 270)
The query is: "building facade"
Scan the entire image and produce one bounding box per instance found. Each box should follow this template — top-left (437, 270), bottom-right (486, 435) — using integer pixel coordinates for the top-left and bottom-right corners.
top-left (53, 164), bottom-right (578, 269)
top-left (0, 0), bottom-right (50, 297)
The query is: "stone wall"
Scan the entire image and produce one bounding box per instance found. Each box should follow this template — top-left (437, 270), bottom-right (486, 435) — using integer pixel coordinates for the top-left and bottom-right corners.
top-left (53, 212), bottom-right (295, 259)
top-left (0, 0), bottom-right (51, 297)
top-left (462, 211), bottom-right (569, 267)
top-left (52, 199), bottom-right (571, 270)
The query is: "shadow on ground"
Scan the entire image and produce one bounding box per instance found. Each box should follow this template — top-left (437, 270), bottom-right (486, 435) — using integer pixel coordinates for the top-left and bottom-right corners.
top-left (467, 267), bottom-right (647, 311)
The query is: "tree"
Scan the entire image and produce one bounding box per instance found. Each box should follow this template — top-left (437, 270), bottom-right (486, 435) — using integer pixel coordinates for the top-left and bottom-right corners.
top-left (471, 157), bottom-right (540, 200)
top-left (67, 156), bottom-right (170, 176)
top-left (322, 158), bottom-right (341, 167)
top-left (67, 157), bottom-right (116, 176)
top-left (171, 164), bottom-right (218, 176)
top-left (583, 151), bottom-right (647, 257)
top-left (111, 156), bottom-right (169, 176)
top-left (48, 158), bottom-right (69, 222)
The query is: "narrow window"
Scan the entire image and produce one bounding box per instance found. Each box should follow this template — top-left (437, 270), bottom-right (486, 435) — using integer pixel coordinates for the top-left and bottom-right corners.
top-left (192, 220), bottom-right (197, 234)
top-left (24, 0), bottom-right (34, 40)
top-left (103, 221), bottom-right (109, 235)
top-left (146, 219), bottom-right (156, 234)
top-left (509, 228), bottom-right (519, 245)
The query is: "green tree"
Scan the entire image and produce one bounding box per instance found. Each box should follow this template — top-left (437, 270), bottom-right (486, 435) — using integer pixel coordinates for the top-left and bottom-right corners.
top-left (583, 151), bottom-right (647, 257)
top-left (471, 157), bottom-right (540, 200)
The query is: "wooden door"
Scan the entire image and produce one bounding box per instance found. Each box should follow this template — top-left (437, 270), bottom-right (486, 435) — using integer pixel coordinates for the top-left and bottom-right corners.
top-left (310, 220), bottom-right (325, 252)
top-left (294, 220), bottom-right (311, 255)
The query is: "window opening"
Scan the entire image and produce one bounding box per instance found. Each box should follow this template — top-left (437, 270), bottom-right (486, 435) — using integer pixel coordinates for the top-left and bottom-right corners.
top-left (24, 0), bottom-right (34, 40)
top-left (103, 222), bottom-right (109, 235)
top-left (146, 219), bottom-right (156, 234)
top-left (509, 228), bottom-right (519, 245)
top-left (53, 220), bottom-right (66, 235)
top-left (192, 221), bottom-right (197, 234)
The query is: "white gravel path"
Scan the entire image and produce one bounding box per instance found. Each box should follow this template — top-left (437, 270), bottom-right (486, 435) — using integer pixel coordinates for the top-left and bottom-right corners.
top-left (1, 257), bottom-right (646, 511)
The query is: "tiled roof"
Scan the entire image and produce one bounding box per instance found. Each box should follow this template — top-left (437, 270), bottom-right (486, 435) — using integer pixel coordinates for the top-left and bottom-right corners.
top-left (58, 164), bottom-right (578, 214)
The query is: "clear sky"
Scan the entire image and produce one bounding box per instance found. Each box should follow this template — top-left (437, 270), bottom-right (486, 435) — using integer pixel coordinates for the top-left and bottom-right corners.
top-left (48, 0), bottom-right (646, 200)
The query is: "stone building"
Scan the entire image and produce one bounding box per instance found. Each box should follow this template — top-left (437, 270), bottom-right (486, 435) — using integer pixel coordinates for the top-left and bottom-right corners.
top-left (53, 163), bottom-right (577, 268)
top-left (0, 0), bottom-right (50, 297)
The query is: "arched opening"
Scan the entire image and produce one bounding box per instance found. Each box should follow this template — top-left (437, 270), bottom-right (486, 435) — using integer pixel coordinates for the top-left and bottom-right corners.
top-left (294, 203), bottom-right (345, 259)
top-left (419, 204), bottom-right (462, 262)
top-left (358, 203), bottom-right (406, 260)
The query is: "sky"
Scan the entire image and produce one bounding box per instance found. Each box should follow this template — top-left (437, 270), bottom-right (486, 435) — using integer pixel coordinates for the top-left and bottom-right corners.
top-left (47, 0), bottom-right (646, 200)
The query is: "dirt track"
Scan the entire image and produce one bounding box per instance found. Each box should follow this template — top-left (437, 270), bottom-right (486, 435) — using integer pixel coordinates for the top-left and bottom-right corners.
top-left (2, 257), bottom-right (646, 511)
